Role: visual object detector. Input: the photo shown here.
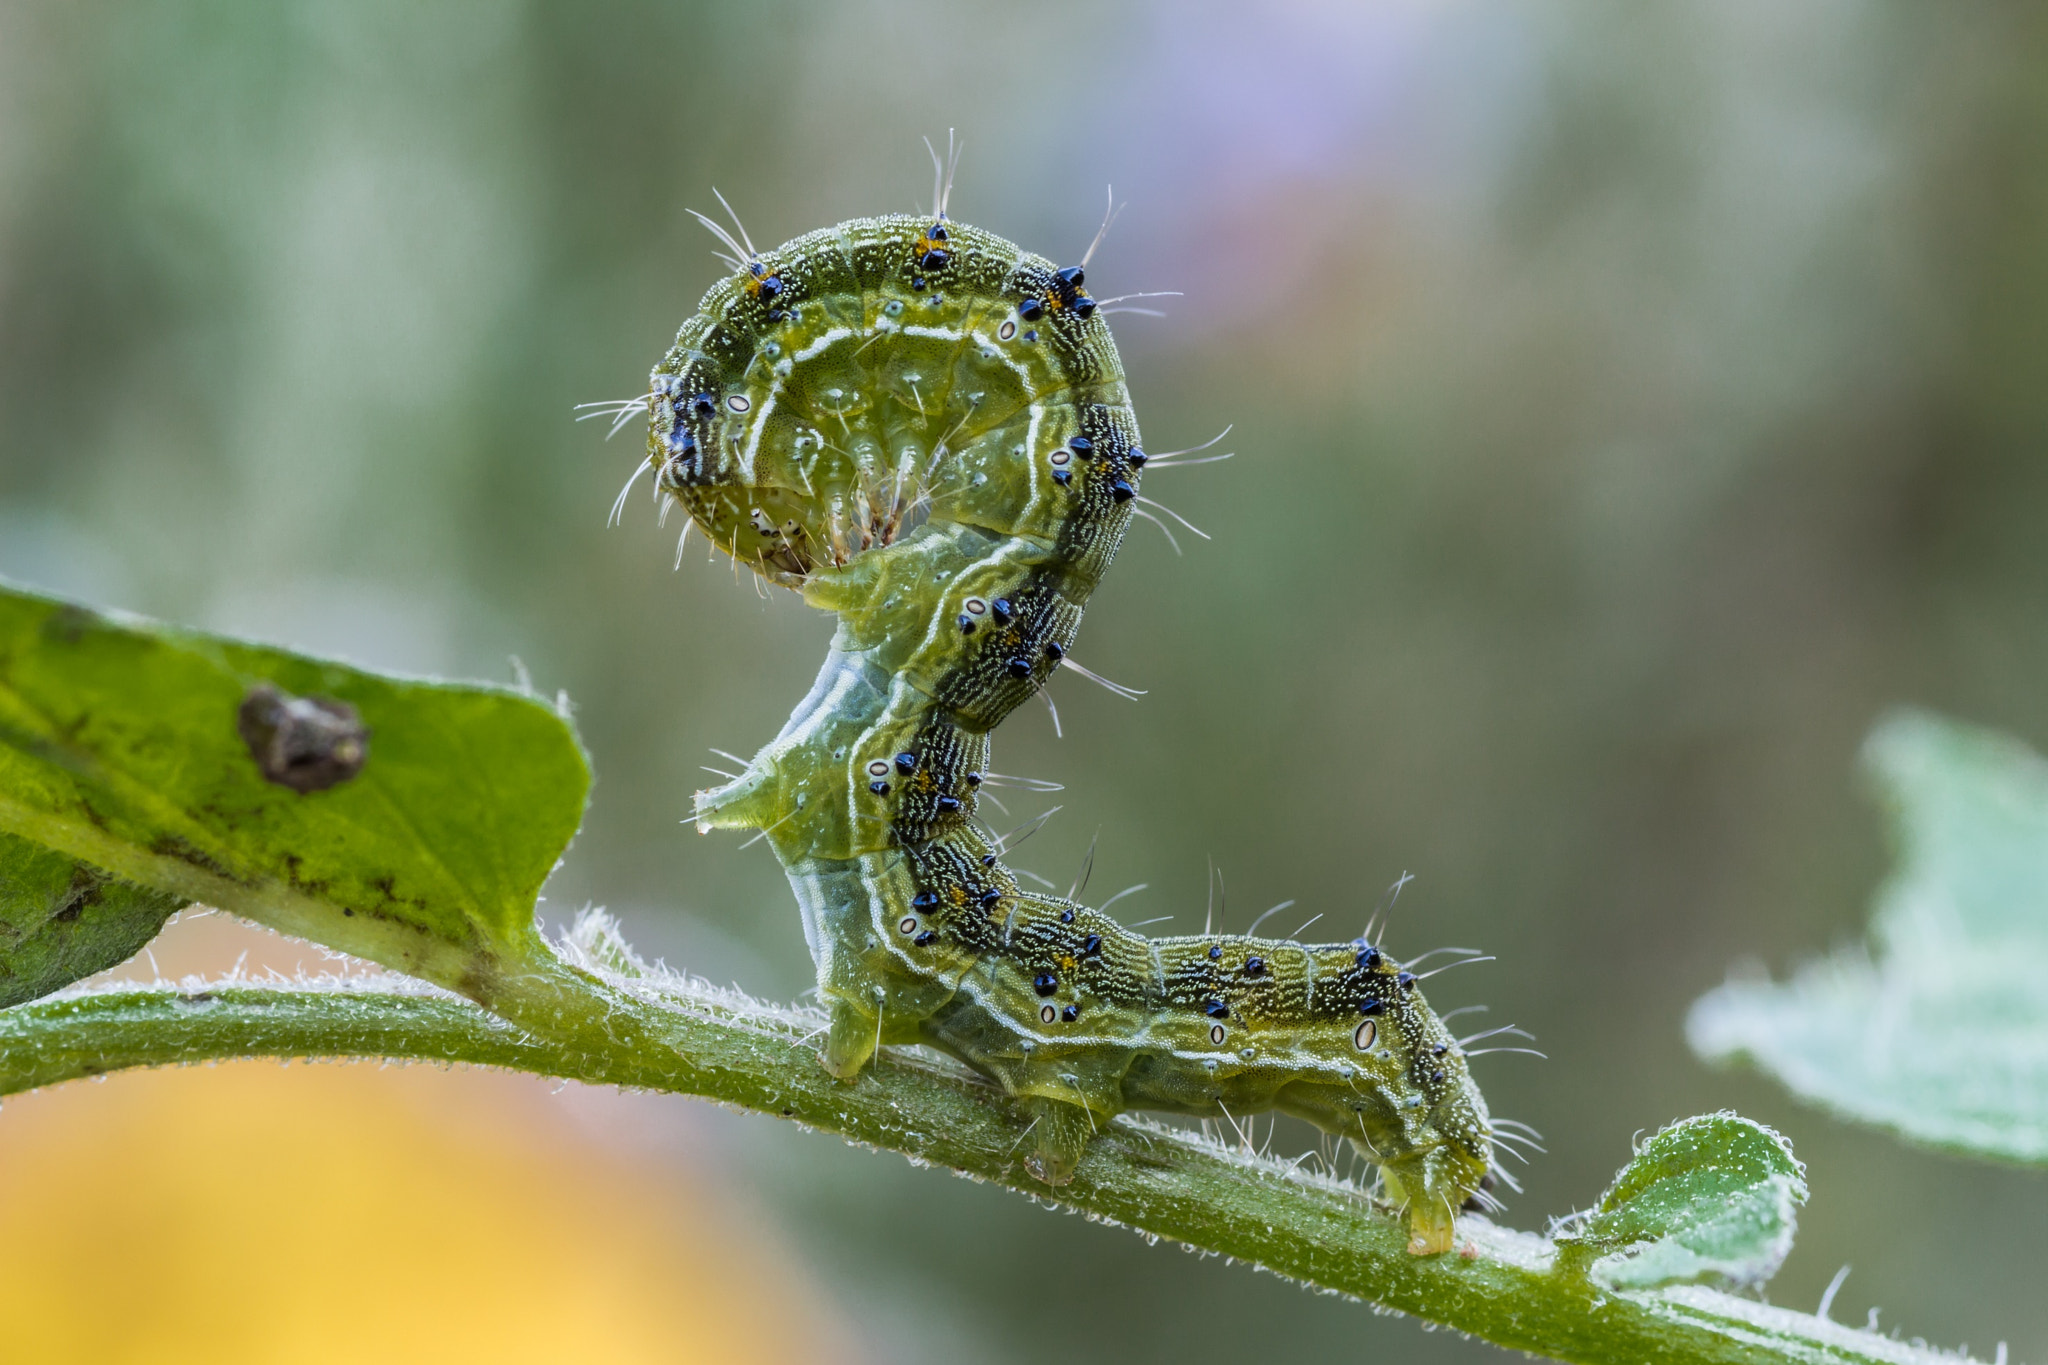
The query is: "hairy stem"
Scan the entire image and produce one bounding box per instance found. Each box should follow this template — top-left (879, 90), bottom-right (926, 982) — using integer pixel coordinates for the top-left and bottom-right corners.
top-left (0, 972), bottom-right (1969, 1365)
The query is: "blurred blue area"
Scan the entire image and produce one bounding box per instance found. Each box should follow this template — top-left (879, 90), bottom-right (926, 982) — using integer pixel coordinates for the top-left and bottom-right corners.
top-left (5, 1), bottom-right (2047, 1358)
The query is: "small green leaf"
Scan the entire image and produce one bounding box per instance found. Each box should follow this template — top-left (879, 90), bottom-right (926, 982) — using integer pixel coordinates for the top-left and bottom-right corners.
top-left (0, 581), bottom-right (589, 990)
top-left (1556, 1112), bottom-right (1806, 1290)
top-left (0, 832), bottom-right (184, 1006)
top-left (1690, 710), bottom-right (2048, 1164)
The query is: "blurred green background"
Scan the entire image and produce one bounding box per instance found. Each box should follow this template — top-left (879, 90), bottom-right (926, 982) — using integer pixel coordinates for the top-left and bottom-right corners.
top-left (4, 1), bottom-right (2046, 1360)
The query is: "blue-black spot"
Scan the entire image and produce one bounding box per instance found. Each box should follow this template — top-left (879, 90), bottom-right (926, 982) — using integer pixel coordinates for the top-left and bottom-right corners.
top-left (1017, 297), bottom-right (1045, 321)
top-left (1360, 998), bottom-right (1384, 1016)
top-left (1023, 329), bottom-right (1038, 342)
top-left (936, 795), bottom-right (961, 814)
top-left (1127, 448), bottom-right (1148, 468)
top-left (691, 393), bottom-right (718, 418)
top-left (911, 276), bottom-right (926, 291)
top-left (894, 752), bottom-right (918, 773)
top-left (928, 222), bottom-right (948, 242)
top-left (1243, 956), bottom-right (1266, 978)
top-left (1006, 657), bottom-right (1032, 679)
top-left (978, 887), bottom-right (1003, 908)
top-left (765, 308), bottom-right (784, 324)
top-left (912, 891), bottom-right (940, 910)
top-left (1356, 946), bottom-right (1382, 969)
top-left (958, 614), bottom-right (976, 634)
top-left (1203, 999), bottom-right (1229, 1020)
top-left (1061, 1004), bottom-right (1080, 1023)
top-left (920, 249), bottom-right (950, 271)
top-left (869, 780), bottom-right (889, 796)
top-left (1044, 641), bottom-right (1064, 661)
top-left (1110, 480), bottom-right (1136, 503)
top-left (1059, 907), bottom-right (1076, 923)
top-left (990, 598), bottom-right (1013, 623)
top-left (1431, 1069), bottom-right (1446, 1084)
top-left (1398, 971), bottom-right (1418, 992)
top-left (914, 930), bottom-right (935, 947)
top-left (1081, 934), bottom-right (1102, 956)
top-left (1432, 1043), bottom-right (1449, 1057)
top-left (1052, 469), bottom-right (1071, 486)
top-left (982, 853), bottom-right (997, 867)
top-left (758, 276), bottom-right (782, 299)
top-left (1208, 944), bottom-right (1222, 960)
top-left (1056, 265), bottom-right (1085, 289)
top-left (1033, 972), bottom-right (1059, 997)
top-left (1069, 435), bottom-right (1094, 458)
top-left (1073, 296), bottom-right (1097, 319)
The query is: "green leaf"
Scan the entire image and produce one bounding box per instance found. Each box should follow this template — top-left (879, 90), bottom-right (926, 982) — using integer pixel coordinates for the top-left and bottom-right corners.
top-left (1556, 1112), bottom-right (1806, 1290)
top-left (1690, 710), bottom-right (2048, 1164)
top-left (0, 832), bottom-right (184, 1006)
top-left (0, 580), bottom-right (590, 990)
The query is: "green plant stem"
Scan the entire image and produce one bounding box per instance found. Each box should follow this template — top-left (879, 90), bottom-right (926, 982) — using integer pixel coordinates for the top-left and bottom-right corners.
top-left (0, 975), bottom-right (1970, 1365)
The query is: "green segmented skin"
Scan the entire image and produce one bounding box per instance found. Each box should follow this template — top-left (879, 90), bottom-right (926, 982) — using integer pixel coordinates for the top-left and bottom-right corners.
top-left (643, 214), bottom-right (1492, 1253)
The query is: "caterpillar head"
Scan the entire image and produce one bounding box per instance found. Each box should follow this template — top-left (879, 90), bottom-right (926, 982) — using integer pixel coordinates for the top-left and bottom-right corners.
top-left (643, 218), bottom-right (1137, 604)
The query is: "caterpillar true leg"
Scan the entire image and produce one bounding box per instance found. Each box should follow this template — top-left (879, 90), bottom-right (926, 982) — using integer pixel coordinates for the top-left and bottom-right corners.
top-left (633, 202), bottom-right (1497, 1254)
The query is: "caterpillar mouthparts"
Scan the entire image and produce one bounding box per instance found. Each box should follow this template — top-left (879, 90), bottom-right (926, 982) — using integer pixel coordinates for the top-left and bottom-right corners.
top-left (640, 209), bottom-right (1493, 1255)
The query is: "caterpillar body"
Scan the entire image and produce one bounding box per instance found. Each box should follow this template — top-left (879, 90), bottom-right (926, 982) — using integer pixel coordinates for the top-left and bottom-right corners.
top-left (638, 210), bottom-right (1492, 1253)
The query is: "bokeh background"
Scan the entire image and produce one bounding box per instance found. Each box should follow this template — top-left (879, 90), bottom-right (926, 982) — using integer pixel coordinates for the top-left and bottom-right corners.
top-left (3, 1), bottom-right (2046, 1360)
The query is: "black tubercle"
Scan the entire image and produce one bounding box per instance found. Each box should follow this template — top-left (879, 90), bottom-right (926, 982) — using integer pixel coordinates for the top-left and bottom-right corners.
top-left (1033, 972), bottom-right (1059, 997)
top-left (894, 752), bottom-right (919, 773)
top-left (1203, 999), bottom-right (1229, 1019)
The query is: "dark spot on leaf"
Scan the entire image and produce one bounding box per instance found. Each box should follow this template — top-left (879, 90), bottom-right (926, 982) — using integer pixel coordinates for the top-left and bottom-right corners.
top-left (42, 604), bottom-right (95, 645)
top-left (237, 683), bottom-right (370, 793)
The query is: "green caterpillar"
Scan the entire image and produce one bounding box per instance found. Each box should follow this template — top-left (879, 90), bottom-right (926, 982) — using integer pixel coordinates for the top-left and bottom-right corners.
top-left (632, 201), bottom-right (1494, 1254)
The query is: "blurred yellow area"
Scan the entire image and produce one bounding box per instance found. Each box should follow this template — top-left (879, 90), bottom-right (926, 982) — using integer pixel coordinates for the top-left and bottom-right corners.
top-left (0, 917), bottom-right (847, 1365)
